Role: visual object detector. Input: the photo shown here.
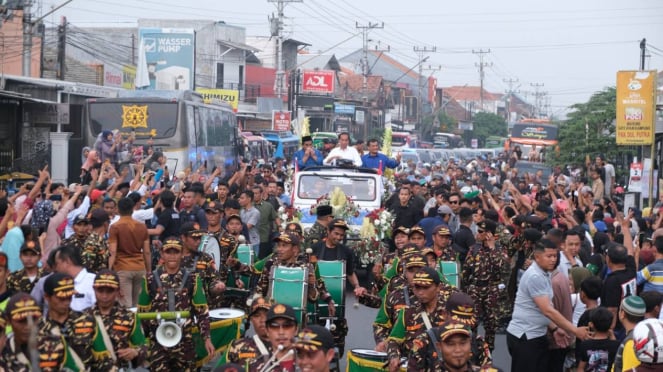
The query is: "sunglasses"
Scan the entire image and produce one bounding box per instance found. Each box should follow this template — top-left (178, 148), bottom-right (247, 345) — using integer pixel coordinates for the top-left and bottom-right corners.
top-left (414, 284), bottom-right (433, 290)
top-left (188, 235), bottom-right (202, 240)
top-left (449, 200), bottom-right (459, 204)
top-left (267, 321), bottom-right (296, 330)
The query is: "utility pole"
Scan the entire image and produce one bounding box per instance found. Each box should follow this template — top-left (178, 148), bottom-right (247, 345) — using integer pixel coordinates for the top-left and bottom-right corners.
top-left (413, 46), bottom-right (436, 126)
top-left (472, 49), bottom-right (492, 112)
top-left (640, 38), bottom-right (646, 70)
top-left (22, 3), bottom-right (32, 76)
top-left (503, 77), bottom-right (519, 122)
top-left (268, 0), bottom-right (302, 99)
top-left (356, 22), bottom-right (384, 93)
top-left (56, 16), bottom-right (66, 80)
top-left (422, 63), bottom-right (441, 109)
top-left (530, 82), bottom-right (545, 118)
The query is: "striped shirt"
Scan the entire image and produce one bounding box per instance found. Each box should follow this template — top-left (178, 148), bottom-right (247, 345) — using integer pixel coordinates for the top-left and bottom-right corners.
top-left (636, 258), bottom-right (663, 293)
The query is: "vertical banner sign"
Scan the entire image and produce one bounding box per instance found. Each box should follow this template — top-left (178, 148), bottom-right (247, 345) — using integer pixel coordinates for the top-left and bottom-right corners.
top-left (138, 28), bottom-right (196, 90)
top-left (616, 71), bottom-right (656, 145)
top-left (272, 110), bottom-right (292, 131)
top-left (629, 162), bottom-right (643, 192)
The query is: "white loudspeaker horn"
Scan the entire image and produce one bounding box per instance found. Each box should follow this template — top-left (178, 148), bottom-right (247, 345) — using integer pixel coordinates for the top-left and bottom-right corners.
top-left (156, 321), bottom-right (182, 348)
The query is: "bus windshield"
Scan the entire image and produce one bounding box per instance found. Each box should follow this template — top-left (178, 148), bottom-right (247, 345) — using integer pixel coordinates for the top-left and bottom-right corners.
top-left (88, 101), bottom-right (178, 140)
top-left (392, 136), bottom-right (407, 147)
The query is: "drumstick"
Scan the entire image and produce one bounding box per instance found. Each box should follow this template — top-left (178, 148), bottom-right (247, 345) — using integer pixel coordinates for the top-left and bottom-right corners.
top-left (262, 347), bottom-right (295, 372)
top-left (259, 344), bottom-right (284, 372)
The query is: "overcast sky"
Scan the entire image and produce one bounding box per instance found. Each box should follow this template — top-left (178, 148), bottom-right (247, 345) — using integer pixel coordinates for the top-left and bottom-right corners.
top-left (40, 0), bottom-right (663, 117)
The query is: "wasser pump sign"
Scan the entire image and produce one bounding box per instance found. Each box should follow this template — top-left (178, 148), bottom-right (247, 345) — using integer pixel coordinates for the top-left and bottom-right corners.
top-left (138, 28), bottom-right (196, 90)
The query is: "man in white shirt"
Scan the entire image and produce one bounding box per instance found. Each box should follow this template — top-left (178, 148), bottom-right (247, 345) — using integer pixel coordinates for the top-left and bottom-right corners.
top-left (558, 229), bottom-right (584, 279)
top-left (53, 244), bottom-right (96, 311)
top-left (323, 132), bottom-right (362, 167)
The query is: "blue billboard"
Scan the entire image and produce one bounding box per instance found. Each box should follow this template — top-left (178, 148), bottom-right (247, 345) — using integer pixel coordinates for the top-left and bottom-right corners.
top-left (138, 28), bottom-right (195, 90)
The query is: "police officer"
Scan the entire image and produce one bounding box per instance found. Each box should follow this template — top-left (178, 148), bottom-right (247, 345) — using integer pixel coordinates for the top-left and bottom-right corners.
top-left (8, 240), bottom-right (45, 294)
top-left (386, 267), bottom-right (448, 372)
top-left (462, 220), bottom-right (509, 351)
top-left (219, 295), bottom-right (273, 366)
top-left (304, 205), bottom-right (333, 250)
top-left (39, 273), bottom-right (112, 370)
top-left (137, 237), bottom-right (215, 371)
top-left (2, 292), bottom-right (81, 371)
top-left (85, 269), bottom-right (147, 371)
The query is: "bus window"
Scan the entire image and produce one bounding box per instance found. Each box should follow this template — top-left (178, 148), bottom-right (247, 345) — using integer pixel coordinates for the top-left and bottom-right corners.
top-left (88, 102), bottom-right (178, 139)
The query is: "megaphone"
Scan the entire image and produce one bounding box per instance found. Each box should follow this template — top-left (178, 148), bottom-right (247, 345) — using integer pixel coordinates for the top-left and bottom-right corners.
top-left (156, 321), bottom-right (182, 348)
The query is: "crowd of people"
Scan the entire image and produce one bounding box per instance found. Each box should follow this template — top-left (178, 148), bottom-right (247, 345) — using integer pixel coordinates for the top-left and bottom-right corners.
top-left (0, 128), bottom-right (661, 372)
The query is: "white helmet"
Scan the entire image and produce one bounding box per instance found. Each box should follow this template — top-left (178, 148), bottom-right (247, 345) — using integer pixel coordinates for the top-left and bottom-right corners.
top-left (633, 318), bottom-right (663, 364)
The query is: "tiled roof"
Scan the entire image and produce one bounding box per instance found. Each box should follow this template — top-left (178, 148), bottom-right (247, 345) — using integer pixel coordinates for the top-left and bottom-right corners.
top-left (442, 86), bottom-right (501, 102)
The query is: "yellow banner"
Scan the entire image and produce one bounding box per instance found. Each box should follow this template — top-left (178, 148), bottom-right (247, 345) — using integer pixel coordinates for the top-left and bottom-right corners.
top-left (196, 88), bottom-right (239, 111)
top-left (616, 70), bottom-right (657, 145)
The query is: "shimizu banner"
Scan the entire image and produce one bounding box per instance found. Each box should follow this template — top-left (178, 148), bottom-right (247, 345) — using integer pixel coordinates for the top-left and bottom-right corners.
top-left (616, 70), bottom-right (657, 145)
top-left (196, 88), bottom-right (239, 112)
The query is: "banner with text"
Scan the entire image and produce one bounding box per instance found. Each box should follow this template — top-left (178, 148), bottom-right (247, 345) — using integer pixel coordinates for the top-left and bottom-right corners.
top-left (616, 70), bottom-right (657, 145)
top-left (196, 88), bottom-right (239, 112)
top-left (138, 28), bottom-right (196, 90)
top-left (272, 110), bottom-right (292, 131)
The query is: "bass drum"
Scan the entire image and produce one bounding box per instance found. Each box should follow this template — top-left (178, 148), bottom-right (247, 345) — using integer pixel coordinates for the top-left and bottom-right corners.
top-left (198, 234), bottom-right (221, 270)
top-left (269, 265), bottom-right (308, 325)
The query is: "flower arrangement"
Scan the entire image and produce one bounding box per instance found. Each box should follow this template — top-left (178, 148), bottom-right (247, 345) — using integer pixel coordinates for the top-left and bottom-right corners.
top-left (278, 205), bottom-right (303, 230)
top-left (309, 187), bottom-right (360, 220)
top-left (355, 216), bottom-right (389, 265)
top-left (365, 208), bottom-right (395, 240)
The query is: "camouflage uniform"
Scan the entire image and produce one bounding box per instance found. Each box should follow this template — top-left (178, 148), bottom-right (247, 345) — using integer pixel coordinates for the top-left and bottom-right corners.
top-left (303, 221), bottom-right (327, 250)
top-left (461, 242), bottom-right (509, 351)
top-left (219, 335), bottom-right (273, 370)
top-left (81, 232), bottom-right (110, 274)
top-left (137, 267), bottom-right (211, 372)
top-left (61, 234), bottom-right (87, 253)
top-left (385, 299), bottom-right (447, 361)
top-left (373, 284), bottom-right (416, 343)
top-left (2, 333), bottom-right (77, 372)
top-left (7, 268), bottom-right (45, 294)
top-left (181, 251), bottom-right (224, 309)
top-left (495, 224), bottom-right (514, 324)
top-left (408, 330), bottom-right (493, 370)
top-left (85, 302), bottom-right (147, 371)
top-left (39, 310), bottom-right (113, 370)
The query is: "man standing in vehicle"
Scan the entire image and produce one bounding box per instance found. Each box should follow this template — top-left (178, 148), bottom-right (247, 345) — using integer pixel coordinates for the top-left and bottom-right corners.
top-left (294, 135), bottom-right (324, 170)
top-left (361, 139), bottom-right (401, 173)
top-left (323, 133), bottom-right (362, 167)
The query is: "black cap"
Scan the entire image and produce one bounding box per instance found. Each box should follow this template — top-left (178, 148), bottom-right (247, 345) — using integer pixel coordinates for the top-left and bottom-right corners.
top-left (329, 218), bottom-right (349, 231)
top-left (316, 205), bottom-right (333, 218)
top-left (20, 240), bottom-right (41, 255)
top-left (180, 222), bottom-right (204, 237)
top-left (408, 226), bottom-right (425, 237)
top-left (412, 266), bottom-right (441, 286)
top-left (294, 325), bottom-right (335, 352)
top-left (523, 228), bottom-right (543, 242)
top-left (204, 201), bottom-right (223, 213)
top-left (44, 273), bottom-right (75, 298)
top-left (477, 220), bottom-right (497, 234)
top-left (73, 214), bottom-right (89, 225)
top-left (301, 135), bottom-right (313, 143)
top-left (226, 214), bottom-right (242, 224)
top-left (266, 303), bottom-right (298, 324)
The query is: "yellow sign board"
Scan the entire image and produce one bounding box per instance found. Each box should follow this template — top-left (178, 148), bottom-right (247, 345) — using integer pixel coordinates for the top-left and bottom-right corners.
top-left (616, 70), bottom-right (657, 145)
top-left (196, 88), bottom-right (239, 111)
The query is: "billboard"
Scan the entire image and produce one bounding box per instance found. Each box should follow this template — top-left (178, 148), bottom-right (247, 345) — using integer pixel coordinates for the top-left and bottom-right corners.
top-left (272, 110), bottom-right (291, 131)
top-left (510, 123), bottom-right (558, 146)
top-left (616, 70), bottom-right (657, 145)
top-left (302, 70), bottom-right (334, 93)
top-left (196, 88), bottom-right (239, 111)
top-left (138, 28), bottom-right (195, 90)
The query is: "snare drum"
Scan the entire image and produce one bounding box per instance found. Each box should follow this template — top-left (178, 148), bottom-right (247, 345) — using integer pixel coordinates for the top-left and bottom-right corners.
top-left (347, 349), bottom-right (388, 371)
top-left (269, 265), bottom-right (308, 324)
top-left (193, 308), bottom-right (246, 367)
top-left (439, 260), bottom-right (461, 288)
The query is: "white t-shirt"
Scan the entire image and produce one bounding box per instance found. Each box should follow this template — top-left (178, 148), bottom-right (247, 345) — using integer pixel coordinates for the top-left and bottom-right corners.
top-left (323, 146), bottom-right (362, 167)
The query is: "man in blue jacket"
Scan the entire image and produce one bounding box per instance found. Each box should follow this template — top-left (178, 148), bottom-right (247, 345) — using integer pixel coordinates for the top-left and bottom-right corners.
top-left (293, 135), bottom-right (323, 170)
top-left (361, 138), bottom-right (401, 172)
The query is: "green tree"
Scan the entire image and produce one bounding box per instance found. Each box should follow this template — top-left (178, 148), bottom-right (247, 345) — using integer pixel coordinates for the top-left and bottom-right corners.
top-left (470, 112), bottom-right (507, 147)
top-left (419, 112), bottom-right (457, 142)
top-left (547, 87), bottom-right (635, 182)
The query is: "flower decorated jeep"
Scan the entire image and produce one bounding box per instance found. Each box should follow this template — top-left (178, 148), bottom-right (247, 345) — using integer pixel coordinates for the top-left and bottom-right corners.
top-left (292, 166), bottom-right (384, 234)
